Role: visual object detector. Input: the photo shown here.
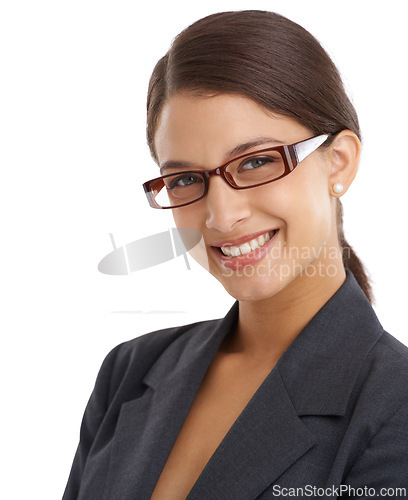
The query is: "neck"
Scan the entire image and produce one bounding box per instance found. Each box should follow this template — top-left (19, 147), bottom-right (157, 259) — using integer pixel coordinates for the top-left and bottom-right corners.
top-left (221, 259), bottom-right (346, 366)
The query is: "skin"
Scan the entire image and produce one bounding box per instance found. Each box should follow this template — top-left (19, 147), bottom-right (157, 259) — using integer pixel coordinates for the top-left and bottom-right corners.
top-left (154, 92), bottom-right (360, 366)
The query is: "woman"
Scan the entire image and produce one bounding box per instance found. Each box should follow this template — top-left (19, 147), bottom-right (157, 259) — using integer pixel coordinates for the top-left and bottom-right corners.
top-left (64, 10), bottom-right (408, 499)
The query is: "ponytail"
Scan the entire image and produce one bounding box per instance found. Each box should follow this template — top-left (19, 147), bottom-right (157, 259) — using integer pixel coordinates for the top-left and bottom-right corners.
top-left (336, 199), bottom-right (373, 303)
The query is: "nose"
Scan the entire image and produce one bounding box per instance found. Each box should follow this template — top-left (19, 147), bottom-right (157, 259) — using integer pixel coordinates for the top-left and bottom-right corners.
top-left (204, 176), bottom-right (251, 233)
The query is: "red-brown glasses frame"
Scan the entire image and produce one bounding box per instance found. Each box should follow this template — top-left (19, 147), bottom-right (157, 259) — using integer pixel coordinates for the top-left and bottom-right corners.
top-left (143, 133), bottom-right (330, 209)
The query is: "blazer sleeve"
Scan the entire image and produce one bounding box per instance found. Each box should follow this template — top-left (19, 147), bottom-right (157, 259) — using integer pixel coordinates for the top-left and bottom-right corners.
top-left (343, 399), bottom-right (408, 495)
top-left (62, 343), bottom-right (123, 500)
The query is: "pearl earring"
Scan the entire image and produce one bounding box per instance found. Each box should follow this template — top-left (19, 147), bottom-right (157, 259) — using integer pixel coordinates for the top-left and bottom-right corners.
top-left (333, 183), bottom-right (344, 194)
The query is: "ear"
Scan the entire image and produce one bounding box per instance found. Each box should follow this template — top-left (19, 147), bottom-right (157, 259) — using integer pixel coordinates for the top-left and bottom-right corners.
top-left (326, 130), bottom-right (360, 197)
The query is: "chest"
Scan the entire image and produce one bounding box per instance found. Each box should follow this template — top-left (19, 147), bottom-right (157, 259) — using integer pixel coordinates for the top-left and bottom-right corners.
top-left (150, 355), bottom-right (274, 499)
top-left (79, 356), bottom-right (364, 500)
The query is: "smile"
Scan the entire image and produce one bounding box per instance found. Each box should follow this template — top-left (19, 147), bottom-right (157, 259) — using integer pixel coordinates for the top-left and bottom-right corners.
top-left (220, 230), bottom-right (277, 257)
top-left (211, 229), bottom-right (280, 271)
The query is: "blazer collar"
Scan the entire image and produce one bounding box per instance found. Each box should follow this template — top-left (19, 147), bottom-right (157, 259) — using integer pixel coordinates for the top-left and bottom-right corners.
top-left (277, 270), bottom-right (384, 416)
top-left (144, 270), bottom-right (384, 417)
top-left (143, 299), bottom-right (239, 391)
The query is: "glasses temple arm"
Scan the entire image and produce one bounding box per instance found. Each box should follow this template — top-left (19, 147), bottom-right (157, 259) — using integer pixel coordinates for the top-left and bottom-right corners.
top-left (294, 134), bottom-right (329, 163)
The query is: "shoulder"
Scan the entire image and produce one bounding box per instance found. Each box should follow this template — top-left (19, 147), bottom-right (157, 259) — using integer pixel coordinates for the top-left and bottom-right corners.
top-left (363, 329), bottom-right (408, 393)
top-left (90, 301), bottom-right (239, 410)
top-left (95, 317), bottom-right (222, 400)
top-left (343, 331), bottom-right (408, 488)
top-left (341, 327), bottom-right (408, 469)
top-left (375, 329), bottom-right (408, 361)
top-left (355, 329), bottom-right (408, 412)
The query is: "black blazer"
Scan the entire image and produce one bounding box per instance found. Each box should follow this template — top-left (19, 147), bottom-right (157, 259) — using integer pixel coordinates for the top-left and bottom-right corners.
top-left (63, 271), bottom-right (408, 499)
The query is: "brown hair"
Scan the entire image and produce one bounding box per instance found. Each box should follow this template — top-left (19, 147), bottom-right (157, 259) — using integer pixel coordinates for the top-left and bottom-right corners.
top-left (146, 10), bottom-right (373, 303)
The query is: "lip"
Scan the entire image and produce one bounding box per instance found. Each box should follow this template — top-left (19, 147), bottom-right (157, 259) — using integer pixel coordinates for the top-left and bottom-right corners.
top-left (210, 229), bottom-right (280, 271)
top-left (210, 228), bottom-right (278, 248)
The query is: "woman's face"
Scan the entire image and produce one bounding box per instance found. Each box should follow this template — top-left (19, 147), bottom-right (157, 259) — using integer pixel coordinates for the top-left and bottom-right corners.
top-left (154, 93), bottom-right (339, 301)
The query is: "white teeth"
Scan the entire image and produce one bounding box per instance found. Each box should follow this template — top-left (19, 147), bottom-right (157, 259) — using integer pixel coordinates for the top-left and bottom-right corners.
top-left (230, 246), bottom-right (241, 257)
top-left (239, 243), bottom-right (252, 255)
top-left (220, 230), bottom-right (275, 257)
top-left (250, 239), bottom-right (260, 251)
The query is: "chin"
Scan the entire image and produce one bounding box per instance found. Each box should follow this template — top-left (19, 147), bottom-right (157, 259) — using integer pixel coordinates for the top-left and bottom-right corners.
top-left (215, 272), bottom-right (289, 302)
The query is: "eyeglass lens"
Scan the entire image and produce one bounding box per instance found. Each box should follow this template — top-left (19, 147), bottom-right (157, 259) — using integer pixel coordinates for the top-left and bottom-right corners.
top-left (153, 149), bottom-right (286, 208)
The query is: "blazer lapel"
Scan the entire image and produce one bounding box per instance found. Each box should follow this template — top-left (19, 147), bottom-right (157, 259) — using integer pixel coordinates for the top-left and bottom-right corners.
top-left (187, 367), bottom-right (315, 499)
top-left (103, 370), bottom-right (203, 499)
top-left (103, 303), bottom-right (239, 500)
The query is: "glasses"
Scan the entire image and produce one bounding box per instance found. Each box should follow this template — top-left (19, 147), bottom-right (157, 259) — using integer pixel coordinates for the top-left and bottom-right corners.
top-left (143, 133), bottom-right (330, 209)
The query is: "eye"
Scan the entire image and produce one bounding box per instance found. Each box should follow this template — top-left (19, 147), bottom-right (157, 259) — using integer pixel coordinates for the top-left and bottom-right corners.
top-left (167, 173), bottom-right (203, 189)
top-left (239, 156), bottom-right (276, 171)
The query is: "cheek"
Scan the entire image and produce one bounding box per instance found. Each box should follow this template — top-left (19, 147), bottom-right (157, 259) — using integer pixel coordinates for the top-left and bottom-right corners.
top-left (292, 194), bottom-right (332, 250)
top-left (172, 208), bottom-right (196, 229)
top-left (171, 207), bottom-right (210, 272)
top-left (256, 167), bottom-right (332, 246)
top-left (290, 174), bottom-right (332, 248)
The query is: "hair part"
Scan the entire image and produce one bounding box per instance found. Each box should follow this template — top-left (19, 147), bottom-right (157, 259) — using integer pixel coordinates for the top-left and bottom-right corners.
top-left (146, 10), bottom-right (373, 303)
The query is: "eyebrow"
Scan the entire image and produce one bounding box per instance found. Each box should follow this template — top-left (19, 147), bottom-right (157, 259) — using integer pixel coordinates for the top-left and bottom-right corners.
top-left (159, 136), bottom-right (284, 174)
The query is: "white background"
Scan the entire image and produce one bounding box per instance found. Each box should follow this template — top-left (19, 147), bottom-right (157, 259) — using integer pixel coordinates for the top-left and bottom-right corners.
top-left (1, 1), bottom-right (407, 498)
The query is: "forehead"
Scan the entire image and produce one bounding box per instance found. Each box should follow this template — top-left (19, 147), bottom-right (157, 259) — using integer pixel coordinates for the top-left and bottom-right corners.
top-left (154, 93), bottom-right (310, 166)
